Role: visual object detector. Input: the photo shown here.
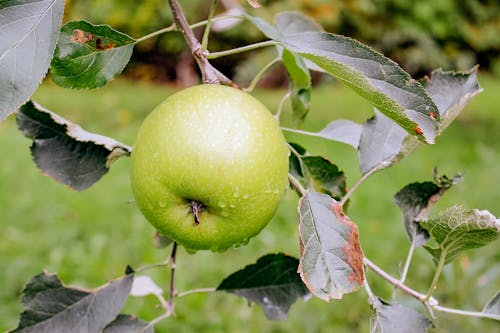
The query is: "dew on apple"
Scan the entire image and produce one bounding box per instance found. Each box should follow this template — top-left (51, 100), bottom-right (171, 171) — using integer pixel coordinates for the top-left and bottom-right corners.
top-left (242, 193), bottom-right (249, 199)
top-left (158, 200), bottom-right (166, 208)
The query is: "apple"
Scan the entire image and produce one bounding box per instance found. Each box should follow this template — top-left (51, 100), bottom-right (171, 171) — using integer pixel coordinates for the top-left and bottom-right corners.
top-left (131, 84), bottom-right (289, 252)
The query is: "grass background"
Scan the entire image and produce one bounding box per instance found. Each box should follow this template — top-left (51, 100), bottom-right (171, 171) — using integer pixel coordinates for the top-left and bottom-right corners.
top-left (0, 75), bottom-right (499, 332)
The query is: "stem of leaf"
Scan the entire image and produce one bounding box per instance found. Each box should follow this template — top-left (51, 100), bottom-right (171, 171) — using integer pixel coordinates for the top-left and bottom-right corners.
top-left (426, 251), bottom-right (446, 300)
top-left (167, 242), bottom-right (178, 310)
top-left (288, 173), bottom-right (306, 197)
top-left (244, 57), bottom-right (281, 92)
top-left (135, 24), bottom-right (176, 43)
top-left (207, 40), bottom-right (279, 59)
top-left (200, 0), bottom-right (218, 52)
top-left (176, 287), bottom-right (217, 298)
top-left (393, 240), bottom-right (417, 299)
top-left (281, 127), bottom-right (322, 138)
top-left (433, 305), bottom-right (500, 321)
top-left (275, 91), bottom-right (291, 120)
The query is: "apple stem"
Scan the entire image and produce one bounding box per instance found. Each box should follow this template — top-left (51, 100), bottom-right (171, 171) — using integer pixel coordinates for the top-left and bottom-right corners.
top-left (189, 200), bottom-right (206, 225)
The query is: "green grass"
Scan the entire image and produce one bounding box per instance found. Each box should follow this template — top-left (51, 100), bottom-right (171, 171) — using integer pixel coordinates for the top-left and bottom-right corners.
top-left (1, 76), bottom-right (499, 332)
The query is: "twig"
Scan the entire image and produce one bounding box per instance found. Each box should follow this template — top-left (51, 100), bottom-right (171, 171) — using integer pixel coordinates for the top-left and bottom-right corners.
top-left (433, 305), bottom-right (500, 321)
top-left (425, 251), bottom-right (446, 301)
top-left (392, 240), bottom-right (417, 299)
top-left (167, 242), bottom-right (179, 309)
top-left (167, 0), bottom-right (231, 84)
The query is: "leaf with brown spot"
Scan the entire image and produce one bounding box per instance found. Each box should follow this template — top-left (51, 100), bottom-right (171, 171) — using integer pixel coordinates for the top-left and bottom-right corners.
top-left (298, 191), bottom-right (364, 301)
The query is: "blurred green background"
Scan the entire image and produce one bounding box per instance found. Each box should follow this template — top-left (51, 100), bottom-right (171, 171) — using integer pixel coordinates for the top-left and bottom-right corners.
top-left (1, 0), bottom-right (500, 332)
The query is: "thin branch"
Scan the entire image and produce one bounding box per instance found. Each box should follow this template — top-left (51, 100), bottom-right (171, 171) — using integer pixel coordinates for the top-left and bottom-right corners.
top-left (207, 40), bottom-right (279, 59)
top-left (244, 57), bottom-right (281, 92)
top-left (167, 242), bottom-right (179, 309)
top-left (364, 257), bottom-right (432, 304)
top-left (281, 127), bottom-right (323, 138)
top-left (392, 240), bottom-right (417, 299)
top-left (275, 91), bottom-right (291, 120)
top-left (176, 287), bottom-right (217, 298)
top-left (201, 0), bottom-right (218, 52)
top-left (167, 0), bottom-right (231, 84)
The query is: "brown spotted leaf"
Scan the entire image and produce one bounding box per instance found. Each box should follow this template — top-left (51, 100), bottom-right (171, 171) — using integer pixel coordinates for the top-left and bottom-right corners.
top-left (298, 191), bottom-right (364, 301)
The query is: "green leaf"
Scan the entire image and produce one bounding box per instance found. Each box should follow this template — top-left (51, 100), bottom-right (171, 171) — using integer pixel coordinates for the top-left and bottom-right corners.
top-left (281, 32), bottom-right (440, 144)
top-left (316, 120), bottom-right (362, 149)
top-left (421, 206), bottom-right (500, 265)
top-left (217, 253), bottom-right (310, 321)
top-left (50, 20), bottom-right (135, 89)
top-left (16, 101), bottom-right (131, 191)
top-left (394, 169), bottom-right (463, 246)
top-left (281, 49), bottom-right (311, 122)
top-left (274, 12), bottom-right (324, 34)
top-left (0, 0), bottom-right (65, 121)
top-left (103, 315), bottom-right (152, 333)
top-left (370, 298), bottom-right (433, 333)
top-left (288, 143), bottom-right (346, 200)
top-left (10, 272), bottom-right (133, 333)
top-left (298, 192), bottom-right (364, 301)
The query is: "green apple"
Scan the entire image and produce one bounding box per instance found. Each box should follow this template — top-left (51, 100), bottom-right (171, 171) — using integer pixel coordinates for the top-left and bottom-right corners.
top-left (131, 84), bottom-right (289, 252)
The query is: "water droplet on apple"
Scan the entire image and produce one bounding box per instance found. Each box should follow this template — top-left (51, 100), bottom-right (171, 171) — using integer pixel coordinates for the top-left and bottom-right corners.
top-left (158, 200), bottom-right (166, 208)
top-left (153, 152), bottom-right (159, 159)
top-left (242, 194), bottom-right (249, 199)
top-left (218, 201), bottom-right (226, 208)
top-left (229, 204), bottom-right (236, 208)
top-left (221, 211), bottom-right (230, 217)
top-left (233, 189), bottom-right (240, 198)
top-left (273, 188), bottom-right (280, 194)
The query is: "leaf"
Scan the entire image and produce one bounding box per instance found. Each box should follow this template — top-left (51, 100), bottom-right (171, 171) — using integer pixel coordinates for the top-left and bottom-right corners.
top-left (420, 206), bottom-right (500, 265)
top-left (283, 32), bottom-right (441, 143)
top-left (483, 291), bottom-right (500, 315)
top-left (394, 169), bottom-right (463, 246)
top-left (0, 0), bottom-right (65, 121)
top-left (298, 191), bottom-right (364, 301)
top-left (282, 49), bottom-right (311, 122)
top-left (358, 109), bottom-right (414, 175)
top-left (288, 143), bottom-right (346, 200)
top-left (217, 253), bottom-right (310, 321)
top-left (50, 20), bottom-right (135, 89)
top-left (421, 67), bottom-right (482, 131)
top-left (16, 101), bottom-right (131, 191)
top-left (370, 298), bottom-right (433, 333)
top-left (357, 67), bottom-right (481, 176)
top-left (317, 119), bottom-right (362, 149)
top-left (103, 315), bottom-right (152, 333)
top-left (130, 276), bottom-right (163, 297)
top-left (10, 272), bottom-right (133, 333)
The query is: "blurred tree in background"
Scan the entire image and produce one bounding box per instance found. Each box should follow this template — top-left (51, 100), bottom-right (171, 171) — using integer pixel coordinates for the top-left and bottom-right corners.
top-left (65, 0), bottom-right (500, 85)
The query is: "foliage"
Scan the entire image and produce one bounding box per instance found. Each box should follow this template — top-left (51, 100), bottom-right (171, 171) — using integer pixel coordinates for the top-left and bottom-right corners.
top-left (0, 0), bottom-right (499, 332)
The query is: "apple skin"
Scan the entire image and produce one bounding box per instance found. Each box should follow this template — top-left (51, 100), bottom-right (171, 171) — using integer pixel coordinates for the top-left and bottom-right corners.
top-left (131, 84), bottom-right (289, 252)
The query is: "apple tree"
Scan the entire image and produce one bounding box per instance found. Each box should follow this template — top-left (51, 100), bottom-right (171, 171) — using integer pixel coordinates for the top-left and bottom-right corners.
top-left (0, 0), bottom-right (498, 332)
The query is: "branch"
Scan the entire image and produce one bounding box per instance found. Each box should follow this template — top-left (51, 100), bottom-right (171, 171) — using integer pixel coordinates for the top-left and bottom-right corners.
top-left (167, 0), bottom-right (232, 85)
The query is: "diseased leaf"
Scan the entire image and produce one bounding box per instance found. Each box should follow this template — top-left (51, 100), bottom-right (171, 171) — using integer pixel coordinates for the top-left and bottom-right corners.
top-left (394, 169), bottom-right (463, 246)
top-left (282, 49), bottom-right (311, 122)
top-left (103, 315), bottom-right (152, 333)
top-left (357, 67), bottom-right (481, 176)
top-left (370, 298), bottom-right (433, 333)
top-left (288, 143), bottom-right (346, 200)
top-left (422, 67), bottom-right (482, 130)
top-left (0, 0), bottom-right (64, 121)
top-left (298, 191), bottom-right (364, 301)
top-left (51, 20), bottom-right (135, 89)
top-left (483, 291), bottom-right (500, 316)
top-left (10, 272), bottom-right (133, 333)
top-left (421, 206), bottom-right (500, 265)
top-left (217, 253), bottom-right (309, 321)
top-left (16, 101), bottom-right (131, 191)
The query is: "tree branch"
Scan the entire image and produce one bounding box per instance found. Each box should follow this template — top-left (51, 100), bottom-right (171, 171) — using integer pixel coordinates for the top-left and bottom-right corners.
top-left (167, 0), bottom-right (233, 85)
